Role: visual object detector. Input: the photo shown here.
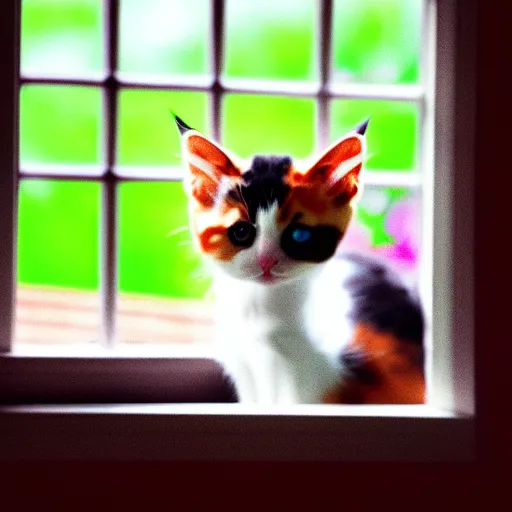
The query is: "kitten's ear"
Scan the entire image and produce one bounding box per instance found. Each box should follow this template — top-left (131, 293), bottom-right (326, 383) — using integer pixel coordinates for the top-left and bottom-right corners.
top-left (173, 112), bottom-right (241, 208)
top-left (292, 120), bottom-right (368, 204)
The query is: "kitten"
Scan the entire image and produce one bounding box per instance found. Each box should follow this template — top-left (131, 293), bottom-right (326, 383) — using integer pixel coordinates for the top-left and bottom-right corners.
top-left (174, 114), bottom-right (425, 405)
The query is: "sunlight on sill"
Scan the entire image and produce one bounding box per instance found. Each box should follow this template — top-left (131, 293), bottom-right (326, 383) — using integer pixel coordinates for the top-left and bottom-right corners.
top-left (0, 402), bottom-right (466, 418)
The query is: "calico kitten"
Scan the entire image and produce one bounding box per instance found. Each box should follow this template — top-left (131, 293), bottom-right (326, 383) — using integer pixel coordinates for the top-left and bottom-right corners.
top-left (174, 114), bottom-right (425, 405)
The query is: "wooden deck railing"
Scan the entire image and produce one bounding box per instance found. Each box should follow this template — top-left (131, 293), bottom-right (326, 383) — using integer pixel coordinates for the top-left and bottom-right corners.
top-left (14, 285), bottom-right (215, 346)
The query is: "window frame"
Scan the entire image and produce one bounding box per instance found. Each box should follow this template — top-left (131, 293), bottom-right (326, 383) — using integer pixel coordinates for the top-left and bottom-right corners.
top-left (0, 0), bottom-right (475, 461)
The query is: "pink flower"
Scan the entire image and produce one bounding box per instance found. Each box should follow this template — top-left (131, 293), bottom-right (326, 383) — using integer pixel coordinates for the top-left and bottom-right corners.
top-left (376, 198), bottom-right (419, 272)
top-left (338, 222), bottom-right (375, 256)
top-left (338, 198), bottom-right (420, 275)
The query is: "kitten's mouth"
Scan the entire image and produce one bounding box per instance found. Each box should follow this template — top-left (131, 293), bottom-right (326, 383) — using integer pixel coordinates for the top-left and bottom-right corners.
top-left (257, 270), bottom-right (286, 284)
top-left (261, 271), bottom-right (277, 283)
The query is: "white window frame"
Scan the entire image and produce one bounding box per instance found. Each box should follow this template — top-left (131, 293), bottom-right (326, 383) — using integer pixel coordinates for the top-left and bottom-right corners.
top-left (0, 0), bottom-right (475, 461)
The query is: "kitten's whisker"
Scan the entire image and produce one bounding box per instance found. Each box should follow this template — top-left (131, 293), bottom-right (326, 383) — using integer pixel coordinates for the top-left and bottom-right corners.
top-left (364, 152), bottom-right (376, 163)
top-left (189, 268), bottom-right (206, 279)
top-left (245, 271), bottom-right (265, 279)
top-left (166, 225), bottom-right (190, 238)
top-left (189, 260), bottom-right (211, 281)
top-left (177, 240), bottom-right (193, 247)
top-left (204, 284), bottom-right (215, 300)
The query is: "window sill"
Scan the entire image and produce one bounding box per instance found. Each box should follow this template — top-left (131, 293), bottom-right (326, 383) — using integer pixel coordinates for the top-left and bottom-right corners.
top-left (0, 403), bottom-right (474, 461)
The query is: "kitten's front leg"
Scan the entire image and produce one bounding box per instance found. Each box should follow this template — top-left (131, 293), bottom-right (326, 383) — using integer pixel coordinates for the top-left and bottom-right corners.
top-left (221, 347), bottom-right (301, 405)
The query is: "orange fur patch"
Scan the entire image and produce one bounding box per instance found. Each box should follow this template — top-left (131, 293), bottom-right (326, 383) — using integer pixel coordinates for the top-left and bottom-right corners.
top-left (191, 204), bottom-right (249, 261)
top-left (322, 323), bottom-right (425, 405)
top-left (197, 225), bottom-right (239, 262)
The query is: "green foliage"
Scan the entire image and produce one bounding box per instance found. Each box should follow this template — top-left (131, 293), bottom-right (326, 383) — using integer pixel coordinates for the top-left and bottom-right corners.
top-left (332, 0), bottom-right (422, 84)
top-left (224, 0), bottom-right (316, 81)
top-left (118, 89), bottom-right (208, 167)
top-left (20, 85), bottom-right (101, 165)
top-left (17, 180), bottom-right (100, 289)
top-left (331, 100), bottom-right (418, 171)
top-left (119, 0), bottom-right (209, 76)
top-left (18, 0), bottom-right (423, 296)
top-left (357, 188), bottom-right (410, 246)
top-left (223, 95), bottom-right (315, 159)
top-left (21, 0), bottom-right (103, 75)
top-left (118, 183), bottom-right (211, 298)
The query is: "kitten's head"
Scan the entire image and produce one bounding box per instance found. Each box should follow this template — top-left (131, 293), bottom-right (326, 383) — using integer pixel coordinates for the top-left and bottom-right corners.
top-left (175, 114), bottom-right (368, 285)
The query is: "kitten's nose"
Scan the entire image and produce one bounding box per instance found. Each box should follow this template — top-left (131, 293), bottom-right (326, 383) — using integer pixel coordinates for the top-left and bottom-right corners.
top-left (258, 254), bottom-right (278, 273)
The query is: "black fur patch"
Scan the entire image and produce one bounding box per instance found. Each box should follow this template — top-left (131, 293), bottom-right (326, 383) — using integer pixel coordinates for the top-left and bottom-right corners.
top-left (341, 252), bottom-right (424, 349)
top-left (229, 156), bottom-right (292, 223)
top-left (340, 348), bottom-right (381, 386)
top-left (280, 223), bottom-right (342, 262)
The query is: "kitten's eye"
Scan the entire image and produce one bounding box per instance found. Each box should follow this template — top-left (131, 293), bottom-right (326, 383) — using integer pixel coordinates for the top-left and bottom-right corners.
top-left (228, 221), bottom-right (256, 247)
top-left (291, 227), bottom-right (312, 243)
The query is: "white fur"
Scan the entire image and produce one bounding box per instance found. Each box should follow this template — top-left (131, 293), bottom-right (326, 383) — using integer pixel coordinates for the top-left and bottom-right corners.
top-left (213, 272), bottom-right (345, 404)
top-left (207, 204), bottom-right (355, 405)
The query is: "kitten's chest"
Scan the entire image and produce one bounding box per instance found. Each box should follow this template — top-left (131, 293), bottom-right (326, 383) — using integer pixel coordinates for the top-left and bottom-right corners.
top-left (211, 264), bottom-right (359, 404)
top-left (213, 277), bottom-right (342, 404)
top-left (214, 279), bottom-right (309, 348)
top-left (220, 338), bottom-right (340, 405)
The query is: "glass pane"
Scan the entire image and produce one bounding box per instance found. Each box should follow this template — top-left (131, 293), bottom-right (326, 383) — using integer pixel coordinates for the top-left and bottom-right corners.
top-left (224, 0), bottom-right (316, 81)
top-left (21, 0), bottom-right (103, 77)
top-left (117, 89), bottom-right (208, 172)
top-left (118, 182), bottom-right (213, 344)
top-left (331, 99), bottom-right (418, 171)
top-left (332, 0), bottom-right (422, 84)
top-left (223, 94), bottom-right (315, 159)
top-left (15, 180), bottom-right (101, 345)
top-left (119, 0), bottom-right (210, 78)
top-left (20, 85), bottom-right (103, 170)
top-left (340, 186), bottom-right (420, 277)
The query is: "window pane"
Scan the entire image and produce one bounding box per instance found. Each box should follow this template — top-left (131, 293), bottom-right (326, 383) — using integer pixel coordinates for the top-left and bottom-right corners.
top-left (21, 0), bottom-right (103, 77)
top-left (116, 89), bottom-right (208, 173)
top-left (15, 180), bottom-right (101, 345)
top-left (340, 186), bottom-right (420, 277)
top-left (119, 0), bottom-right (210, 78)
top-left (331, 99), bottom-right (418, 171)
top-left (224, 0), bottom-right (316, 81)
top-left (223, 94), bottom-right (315, 159)
top-left (20, 85), bottom-right (103, 171)
top-left (332, 0), bottom-right (422, 84)
top-left (117, 182), bottom-right (213, 344)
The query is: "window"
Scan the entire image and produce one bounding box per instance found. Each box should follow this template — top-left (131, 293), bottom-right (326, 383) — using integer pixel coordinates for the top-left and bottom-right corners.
top-left (15, 0), bottom-right (423, 350)
top-left (0, 0), bottom-right (475, 461)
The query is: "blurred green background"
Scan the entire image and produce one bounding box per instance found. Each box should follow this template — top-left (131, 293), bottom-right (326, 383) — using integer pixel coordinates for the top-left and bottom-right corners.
top-left (18, 0), bottom-right (422, 299)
